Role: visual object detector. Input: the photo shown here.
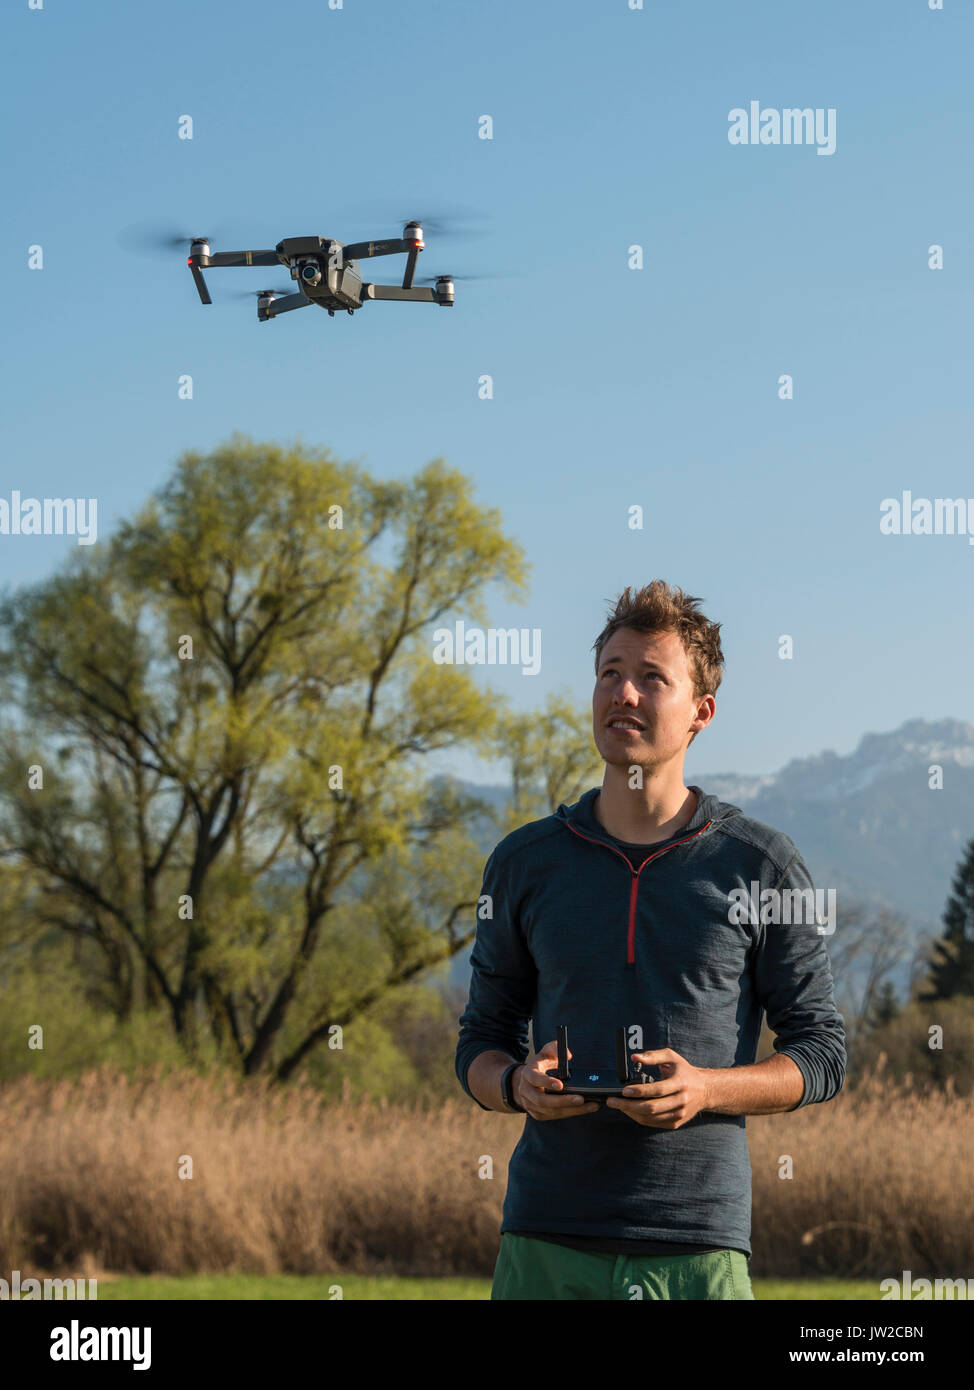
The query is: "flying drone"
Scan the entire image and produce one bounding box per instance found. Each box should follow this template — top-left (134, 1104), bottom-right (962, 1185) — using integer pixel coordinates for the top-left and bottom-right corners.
top-left (183, 221), bottom-right (455, 322)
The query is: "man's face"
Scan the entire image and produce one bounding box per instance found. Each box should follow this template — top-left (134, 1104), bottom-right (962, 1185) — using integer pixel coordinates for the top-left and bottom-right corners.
top-left (592, 627), bottom-right (712, 769)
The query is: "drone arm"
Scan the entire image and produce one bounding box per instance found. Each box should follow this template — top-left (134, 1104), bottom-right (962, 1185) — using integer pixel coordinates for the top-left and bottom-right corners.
top-left (263, 293), bottom-right (313, 319)
top-left (363, 283), bottom-right (437, 303)
top-left (341, 238), bottom-right (413, 261)
top-left (206, 250), bottom-right (282, 268)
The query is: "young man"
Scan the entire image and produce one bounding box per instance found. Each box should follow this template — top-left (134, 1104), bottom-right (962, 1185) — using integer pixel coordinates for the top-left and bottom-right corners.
top-left (455, 580), bottom-right (846, 1300)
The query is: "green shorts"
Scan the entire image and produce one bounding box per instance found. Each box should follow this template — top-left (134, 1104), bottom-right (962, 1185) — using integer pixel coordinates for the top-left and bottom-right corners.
top-left (491, 1233), bottom-right (755, 1301)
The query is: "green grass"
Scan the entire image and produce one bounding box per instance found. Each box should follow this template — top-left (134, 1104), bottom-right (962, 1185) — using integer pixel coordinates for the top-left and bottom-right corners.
top-left (94, 1273), bottom-right (887, 1300)
top-left (96, 1274), bottom-right (487, 1300)
top-left (757, 1279), bottom-right (885, 1301)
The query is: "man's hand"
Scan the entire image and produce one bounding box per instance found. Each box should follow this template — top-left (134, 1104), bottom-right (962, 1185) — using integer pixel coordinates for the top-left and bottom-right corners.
top-left (605, 1048), bottom-right (711, 1129)
top-left (514, 1039), bottom-right (601, 1120)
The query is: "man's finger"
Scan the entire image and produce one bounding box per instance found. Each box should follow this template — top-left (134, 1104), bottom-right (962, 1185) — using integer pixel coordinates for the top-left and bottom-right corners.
top-left (607, 1096), bottom-right (686, 1119)
top-left (530, 1095), bottom-right (601, 1118)
top-left (618, 1077), bottom-right (682, 1099)
top-left (525, 1063), bottom-right (563, 1089)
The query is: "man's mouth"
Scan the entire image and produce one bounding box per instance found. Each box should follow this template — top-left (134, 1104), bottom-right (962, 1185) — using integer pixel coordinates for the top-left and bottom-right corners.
top-left (606, 717), bottom-right (645, 732)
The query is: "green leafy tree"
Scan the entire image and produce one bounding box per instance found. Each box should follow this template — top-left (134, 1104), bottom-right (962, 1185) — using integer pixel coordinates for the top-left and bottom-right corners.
top-left (921, 837), bottom-right (974, 1001)
top-left (852, 998), bottom-right (974, 1095)
top-left (497, 695), bottom-right (603, 835)
top-left (0, 435), bottom-right (534, 1079)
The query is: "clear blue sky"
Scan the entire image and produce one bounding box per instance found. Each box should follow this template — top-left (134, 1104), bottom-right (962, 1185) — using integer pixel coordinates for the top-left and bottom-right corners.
top-left (2, 0), bottom-right (971, 784)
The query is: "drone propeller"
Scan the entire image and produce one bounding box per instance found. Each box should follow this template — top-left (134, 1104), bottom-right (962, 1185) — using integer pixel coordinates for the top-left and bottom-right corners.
top-left (403, 215), bottom-right (485, 240)
top-left (341, 199), bottom-right (489, 241)
top-left (160, 233), bottom-right (213, 250)
top-left (417, 272), bottom-right (503, 283)
top-left (230, 286), bottom-right (294, 299)
top-left (116, 220), bottom-right (229, 255)
top-left (118, 219), bottom-right (278, 256)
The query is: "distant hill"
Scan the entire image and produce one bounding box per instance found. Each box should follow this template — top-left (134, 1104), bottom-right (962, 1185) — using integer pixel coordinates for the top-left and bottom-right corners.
top-left (696, 717), bottom-right (974, 933)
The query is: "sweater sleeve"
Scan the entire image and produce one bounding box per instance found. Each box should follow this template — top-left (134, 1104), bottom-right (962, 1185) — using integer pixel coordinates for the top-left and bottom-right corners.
top-left (454, 846), bottom-right (537, 1110)
top-left (751, 847), bottom-right (847, 1107)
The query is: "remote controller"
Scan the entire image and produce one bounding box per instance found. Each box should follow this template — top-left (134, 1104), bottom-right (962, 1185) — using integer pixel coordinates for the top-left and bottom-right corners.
top-left (542, 1025), bottom-right (659, 1099)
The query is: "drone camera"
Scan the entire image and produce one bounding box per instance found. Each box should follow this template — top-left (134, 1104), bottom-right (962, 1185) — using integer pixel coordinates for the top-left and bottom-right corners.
top-left (299, 260), bottom-right (322, 287)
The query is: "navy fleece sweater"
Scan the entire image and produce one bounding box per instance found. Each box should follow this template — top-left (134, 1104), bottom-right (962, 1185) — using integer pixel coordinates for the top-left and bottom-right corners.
top-left (454, 785), bottom-right (846, 1256)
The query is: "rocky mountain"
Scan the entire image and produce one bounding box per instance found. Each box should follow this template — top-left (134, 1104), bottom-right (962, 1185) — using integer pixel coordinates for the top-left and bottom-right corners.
top-left (696, 718), bottom-right (974, 932)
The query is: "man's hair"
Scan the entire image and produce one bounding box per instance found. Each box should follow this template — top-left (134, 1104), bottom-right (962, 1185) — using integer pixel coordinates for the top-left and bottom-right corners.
top-left (592, 581), bottom-right (724, 745)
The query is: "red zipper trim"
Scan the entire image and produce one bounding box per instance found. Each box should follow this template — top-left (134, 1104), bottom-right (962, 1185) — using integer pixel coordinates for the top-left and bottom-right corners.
top-left (565, 819), bottom-right (712, 964)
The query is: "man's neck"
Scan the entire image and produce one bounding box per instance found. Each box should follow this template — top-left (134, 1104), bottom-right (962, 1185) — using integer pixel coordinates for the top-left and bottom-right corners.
top-left (593, 771), bottom-right (698, 845)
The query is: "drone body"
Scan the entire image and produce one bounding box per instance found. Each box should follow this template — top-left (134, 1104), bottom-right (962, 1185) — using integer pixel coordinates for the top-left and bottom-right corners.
top-left (186, 222), bottom-right (455, 322)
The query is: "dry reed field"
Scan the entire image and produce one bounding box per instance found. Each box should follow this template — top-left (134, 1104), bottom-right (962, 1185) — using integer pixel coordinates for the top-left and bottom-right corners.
top-left (0, 1062), bottom-right (970, 1280)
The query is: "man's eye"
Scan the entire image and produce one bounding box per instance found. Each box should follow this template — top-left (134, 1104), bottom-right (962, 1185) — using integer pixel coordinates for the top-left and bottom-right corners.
top-left (602, 669), bottom-right (663, 680)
